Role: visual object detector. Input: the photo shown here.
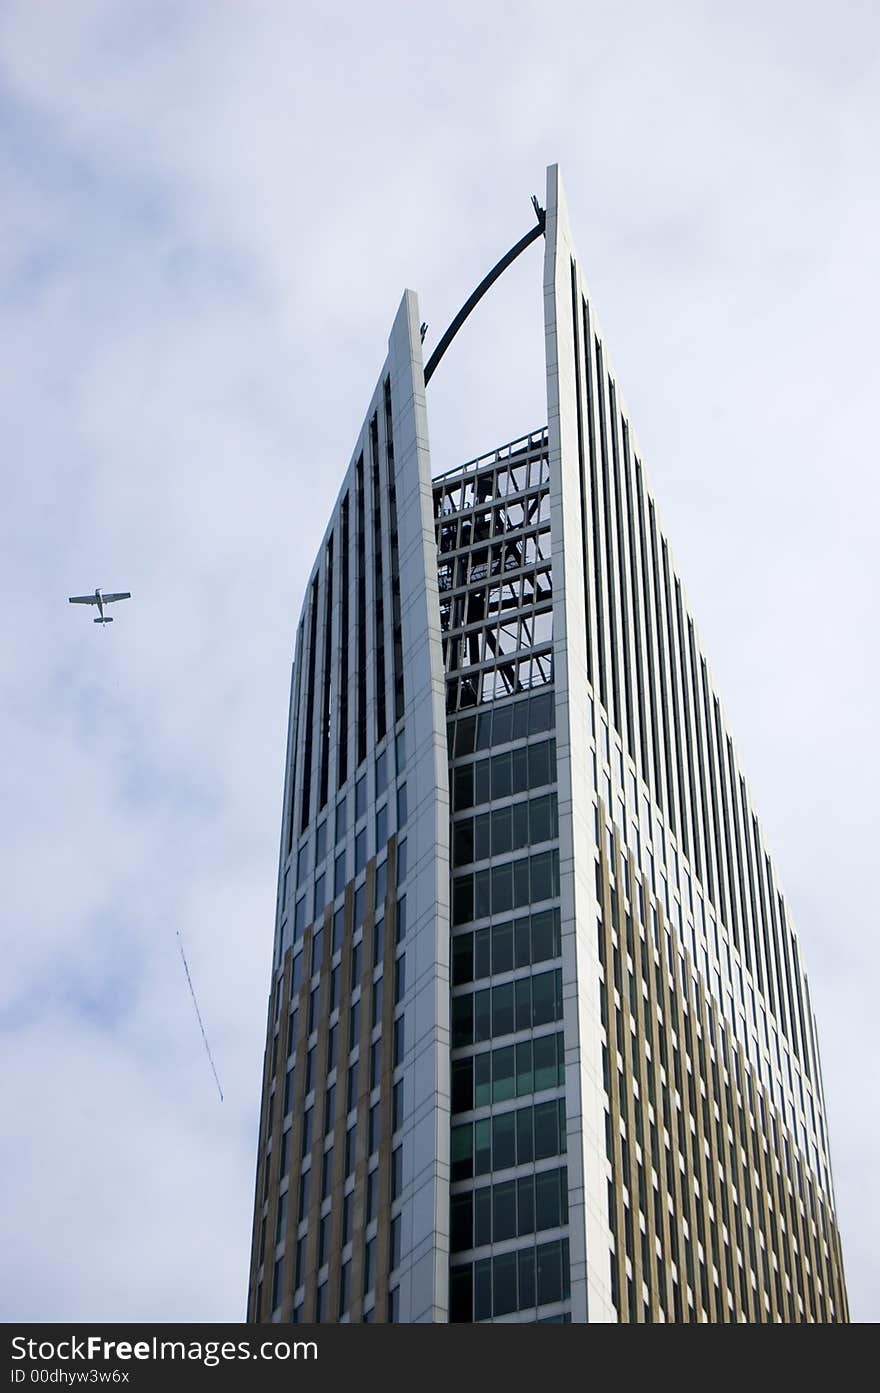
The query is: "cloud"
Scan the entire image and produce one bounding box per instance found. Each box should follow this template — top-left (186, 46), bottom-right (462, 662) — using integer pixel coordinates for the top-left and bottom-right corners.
top-left (0, 0), bottom-right (877, 1320)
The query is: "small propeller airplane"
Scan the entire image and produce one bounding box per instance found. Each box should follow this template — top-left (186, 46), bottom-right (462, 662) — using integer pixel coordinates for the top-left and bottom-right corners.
top-left (68, 587), bottom-right (131, 624)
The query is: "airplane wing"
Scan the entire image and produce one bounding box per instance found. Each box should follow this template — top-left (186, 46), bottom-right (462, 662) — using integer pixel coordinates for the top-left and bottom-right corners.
top-left (102, 593), bottom-right (131, 604)
top-left (69, 595), bottom-right (98, 605)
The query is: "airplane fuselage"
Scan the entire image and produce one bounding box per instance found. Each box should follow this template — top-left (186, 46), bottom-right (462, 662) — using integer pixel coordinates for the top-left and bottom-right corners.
top-left (95, 588), bottom-right (104, 619)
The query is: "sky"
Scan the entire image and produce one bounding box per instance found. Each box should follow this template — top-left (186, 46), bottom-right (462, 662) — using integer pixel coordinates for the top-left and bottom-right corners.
top-left (1, 0), bottom-right (877, 1322)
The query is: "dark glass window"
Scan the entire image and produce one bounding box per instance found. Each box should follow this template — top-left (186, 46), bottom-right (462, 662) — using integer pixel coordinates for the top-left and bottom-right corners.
top-left (492, 1111), bottom-right (516, 1169)
top-left (492, 1045), bottom-right (515, 1102)
top-left (301, 1107), bottom-right (313, 1157)
top-left (450, 1265), bottom-right (472, 1322)
top-left (311, 928), bottom-right (324, 977)
top-left (396, 894), bottom-right (407, 942)
top-left (451, 994), bottom-right (473, 1048)
top-left (518, 1174), bottom-right (535, 1236)
top-left (493, 1251), bottom-right (518, 1316)
top-left (452, 935), bottom-right (473, 985)
top-left (493, 1179), bottom-right (517, 1241)
top-left (294, 896), bottom-right (306, 940)
top-left (451, 1057), bottom-right (473, 1113)
top-left (475, 928), bottom-right (491, 979)
top-left (491, 982), bottom-right (514, 1036)
top-left (451, 1123), bottom-right (473, 1181)
top-left (474, 1118), bottom-right (491, 1175)
top-left (392, 1144), bottom-right (403, 1199)
top-left (451, 1192), bottom-right (472, 1252)
top-left (474, 1258), bottom-right (492, 1320)
top-left (474, 1187), bottom-right (491, 1246)
top-left (298, 1167), bottom-right (310, 1222)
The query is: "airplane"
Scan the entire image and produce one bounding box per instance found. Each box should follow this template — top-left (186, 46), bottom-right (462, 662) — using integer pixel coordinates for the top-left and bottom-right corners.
top-left (68, 588), bottom-right (131, 624)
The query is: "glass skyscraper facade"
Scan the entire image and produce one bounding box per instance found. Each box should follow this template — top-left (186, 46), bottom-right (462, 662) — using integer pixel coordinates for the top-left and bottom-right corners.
top-left (247, 166), bottom-right (848, 1323)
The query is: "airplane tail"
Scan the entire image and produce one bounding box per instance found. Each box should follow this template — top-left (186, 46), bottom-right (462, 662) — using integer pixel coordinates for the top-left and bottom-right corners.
top-left (94, 617), bottom-right (114, 624)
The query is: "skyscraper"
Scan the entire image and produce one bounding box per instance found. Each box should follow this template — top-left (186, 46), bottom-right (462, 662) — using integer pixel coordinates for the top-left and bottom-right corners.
top-left (247, 166), bottom-right (848, 1323)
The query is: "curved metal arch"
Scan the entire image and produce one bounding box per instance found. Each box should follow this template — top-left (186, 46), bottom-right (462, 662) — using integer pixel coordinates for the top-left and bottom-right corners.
top-left (423, 197), bottom-right (546, 387)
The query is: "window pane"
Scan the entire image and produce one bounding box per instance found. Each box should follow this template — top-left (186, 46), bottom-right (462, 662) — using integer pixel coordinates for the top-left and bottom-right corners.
top-left (451, 1123), bottom-right (473, 1181)
top-left (474, 928), bottom-right (491, 979)
top-left (474, 1185), bottom-right (492, 1246)
top-left (455, 715), bottom-right (476, 757)
top-left (454, 764), bottom-right (474, 811)
top-left (533, 1033), bottom-right (558, 1092)
top-left (531, 909), bottom-right (556, 963)
top-left (453, 821), bottom-right (474, 867)
top-left (474, 814), bottom-right (491, 862)
top-left (512, 800), bottom-right (529, 850)
top-left (451, 994), bottom-right (474, 1048)
top-left (514, 916), bottom-right (531, 967)
top-left (517, 1174), bottom-right (535, 1236)
top-left (536, 1240), bottom-right (563, 1304)
top-left (493, 703), bottom-right (513, 745)
top-left (450, 1265), bottom-right (473, 1323)
top-left (491, 982), bottom-right (514, 1037)
top-left (515, 1040), bottom-right (533, 1096)
top-left (513, 858), bottom-right (530, 909)
top-left (492, 1045), bottom-right (515, 1102)
top-left (528, 740), bottom-right (550, 788)
top-left (453, 876), bottom-right (473, 926)
top-left (474, 1118), bottom-right (491, 1175)
top-left (518, 1246), bottom-right (536, 1309)
top-left (491, 752), bottom-right (511, 799)
top-left (516, 1105), bottom-right (533, 1163)
top-left (492, 862), bottom-right (513, 915)
top-left (511, 745), bottom-right (528, 794)
top-left (515, 977), bottom-right (531, 1031)
top-left (474, 1051), bottom-right (491, 1108)
top-left (493, 1180), bottom-right (517, 1242)
top-left (474, 870), bottom-right (491, 919)
top-left (529, 794), bottom-right (553, 844)
top-left (474, 760), bottom-right (490, 806)
top-left (451, 1056), bottom-right (473, 1112)
top-left (474, 1258), bottom-right (492, 1320)
top-left (531, 970), bottom-right (557, 1026)
top-left (451, 1193), bottom-right (472, 1252)
top-left (492, 805), bottom-right (512, 856)
top-left (492, 921), bottom-right (513, 974)
top-left (533, 1100), bottom-right (560, 1160)
top-left (530, 691), bottom-right (554, 733)
top-left (452, 934), bottom-right (473, 985)
top-left (474, 989), bottom-right (491, 1043)
top-left (492, 1251), bottom-right (518, 1316)
top-left (535, 1169), bottom-right (562, 1230)
top-left (530, 852), bottom-right (553, 903)
top-left (492, 1111), bottom-right (516, 1169)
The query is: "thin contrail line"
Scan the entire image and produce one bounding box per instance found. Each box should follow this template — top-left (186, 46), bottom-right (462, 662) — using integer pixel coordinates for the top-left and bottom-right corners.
top-left (176, 928), bottom-right (224, 1102)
